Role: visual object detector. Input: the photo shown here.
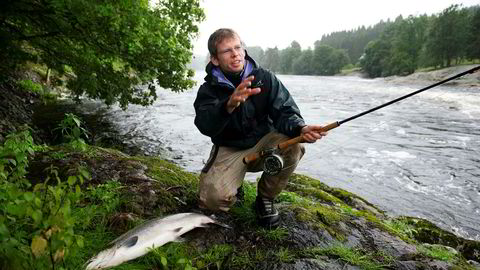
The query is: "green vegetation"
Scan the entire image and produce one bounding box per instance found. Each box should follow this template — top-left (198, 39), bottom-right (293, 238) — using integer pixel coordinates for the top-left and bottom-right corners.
top-left (1, 122), bottom-right (479, 269)
top-left (0, 127), bottom-right (90, 270)
top-left (54, 113), bottom-right (89, 151)
top-left (257, 227), bottom-right (289, 242)
top-left (305, 244), bottom-right (394, 269)
top-left (383, 218), bottom-right (418, 241)
top-left (17, 79), bottom-right (44, 94)
top-left (2, 0), bottom-right (204, 109)
top-left (273, 247), bottom-right (295, 263)
top-left (418, 244), bottom-right (458, 262)
top-left (229, 183), bottom-right (257, 226)
top-left (146, 242), bottom-right (197, 270)
top-left (247, 4), bottom-right (480, 77)
top-left (360, 5), bottom-right (480, 77)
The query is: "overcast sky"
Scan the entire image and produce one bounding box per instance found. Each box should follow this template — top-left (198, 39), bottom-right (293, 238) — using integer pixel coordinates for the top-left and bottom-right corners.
top-left (193, 0), bottom-right (479, 55)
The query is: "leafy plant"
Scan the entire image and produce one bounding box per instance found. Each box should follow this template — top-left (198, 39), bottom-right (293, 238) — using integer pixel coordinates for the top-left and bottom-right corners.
top-left (86, 180), bottom-right (123, 214)
top-left (55, 113), bottom-right (89, 151)
top-left (147, 242), bottom-right (196, 270)
top-left (0, 128), bottom-right (34, 184)
top-left (0, 129), bottom-right (91, 269)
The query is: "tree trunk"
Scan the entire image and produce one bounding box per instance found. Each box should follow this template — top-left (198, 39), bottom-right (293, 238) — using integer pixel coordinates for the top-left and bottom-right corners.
top-left (46, 68), bottom-right (51, 86)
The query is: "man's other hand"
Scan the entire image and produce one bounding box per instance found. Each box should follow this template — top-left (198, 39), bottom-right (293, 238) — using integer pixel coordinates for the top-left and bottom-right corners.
top-left (301, 125), bottom-right (327, 143)
top-left (226, 76), bottom-right (261, 113)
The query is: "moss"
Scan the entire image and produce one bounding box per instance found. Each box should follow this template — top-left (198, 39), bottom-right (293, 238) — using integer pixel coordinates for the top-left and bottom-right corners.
top-left (305, 244), bottom-right (394, 269)
top-left (136, 156), bottom-right (198, 188)
top-left (403, 217), bottom-right (480, 262)
top-left (417, 244), bottom-right (458, 262)
top-left (287, 173), bottom-right (382, 213)
top-left (288, 202), bottom-right (347, 241)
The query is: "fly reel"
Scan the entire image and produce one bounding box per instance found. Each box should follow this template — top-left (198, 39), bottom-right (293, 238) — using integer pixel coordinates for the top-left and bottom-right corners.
top-left (263, 153), bottom-right (284, 175)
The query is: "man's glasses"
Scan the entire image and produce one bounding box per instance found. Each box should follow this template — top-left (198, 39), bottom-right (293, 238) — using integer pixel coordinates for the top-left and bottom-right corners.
top-left (217, 45), bottom-right (244, 56)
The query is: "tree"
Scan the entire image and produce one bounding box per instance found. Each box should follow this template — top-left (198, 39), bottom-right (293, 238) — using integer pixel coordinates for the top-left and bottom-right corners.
top-left (245, 46), bottom-right (265, 66)
top-left (318, 20), bottom-right (393, 65)
top-left (360, 39), bottom-right (391, 78)
top-left (389, 15), bottom-right (428, 75)
top-left (466, 6), bottom-right (480, 61)
top-left (292, 49), bottom-right (314, 75)
top-left (263, 47), bottom-right (280, 72)
top-left (424, 5), bottom-right (468, 67)
top-left (312, 43), bottom-right (349, 75)
top-left (279, 41), bottom-right (302, 74)
top-left (0, 0), bottom-right (205, 108)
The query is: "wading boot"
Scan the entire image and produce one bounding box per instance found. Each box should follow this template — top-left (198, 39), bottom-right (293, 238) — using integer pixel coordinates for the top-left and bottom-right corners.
top-left (235, 185), bottom-right (244, 206)
top-left (254, 196), bottom-right (280, 228)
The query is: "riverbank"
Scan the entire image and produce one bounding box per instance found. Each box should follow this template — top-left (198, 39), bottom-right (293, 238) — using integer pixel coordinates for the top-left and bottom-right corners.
top-left (383, 64), bottom-right (480, 87)
top-left (15, 135), bottom-right (480, 269)
top-left (2, 68), bottom-right (480, 269)
top-left (339, 64), bottom-right (480, 88)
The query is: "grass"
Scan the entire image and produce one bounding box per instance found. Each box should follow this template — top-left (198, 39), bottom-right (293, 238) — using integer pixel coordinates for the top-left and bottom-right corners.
top-left (305, 244), bottom-right (394, 269)
top-left (229, 182), bottom-right (257, 226)
top-left (257, 227), bottom-right (289, 242)
top-left (382, 217), bottom-right (418, 241)
top-left (417, 244), bottom-right (458, 262)
top-left (273, 247), bottom-right (295, 263)
top-left (145, 242), bottom-right (194, 270)
top-left (197, 244), bottom-right (233, 269)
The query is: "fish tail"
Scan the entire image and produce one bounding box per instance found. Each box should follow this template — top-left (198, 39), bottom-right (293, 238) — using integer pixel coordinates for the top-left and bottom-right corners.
top-left (213, 221), bottom-right (232, 229)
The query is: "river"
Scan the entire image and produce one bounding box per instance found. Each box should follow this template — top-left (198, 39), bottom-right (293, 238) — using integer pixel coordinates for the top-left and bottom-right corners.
top-left (79, 71), bottom-right (480, 240)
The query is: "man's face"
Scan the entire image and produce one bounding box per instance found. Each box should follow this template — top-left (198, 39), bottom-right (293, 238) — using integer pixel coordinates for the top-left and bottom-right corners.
top-left (211, 35), bottom-right (245, 73)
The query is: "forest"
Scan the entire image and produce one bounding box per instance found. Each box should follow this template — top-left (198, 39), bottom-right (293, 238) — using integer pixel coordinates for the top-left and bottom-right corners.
top-left (247, 4), bottom-right (480, 77)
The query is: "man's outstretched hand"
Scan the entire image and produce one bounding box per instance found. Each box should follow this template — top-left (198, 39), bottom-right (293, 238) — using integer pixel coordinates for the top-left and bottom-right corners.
top-left (301, 125), bottom-right (328, 143)
top-left (226, 76), bottom-right (261, 114)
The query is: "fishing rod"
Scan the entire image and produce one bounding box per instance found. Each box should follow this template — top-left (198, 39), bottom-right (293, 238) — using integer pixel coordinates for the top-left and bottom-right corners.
top-left (243, 65), bottom-right (480, 175)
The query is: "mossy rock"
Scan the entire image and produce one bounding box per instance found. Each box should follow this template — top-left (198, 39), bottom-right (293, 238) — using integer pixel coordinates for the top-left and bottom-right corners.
top-left (404, 217), bottom-right (480, 261)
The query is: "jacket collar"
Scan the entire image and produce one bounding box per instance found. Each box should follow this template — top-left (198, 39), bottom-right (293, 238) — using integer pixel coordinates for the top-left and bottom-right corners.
top-left (205, 52), bottom-right (258, 88)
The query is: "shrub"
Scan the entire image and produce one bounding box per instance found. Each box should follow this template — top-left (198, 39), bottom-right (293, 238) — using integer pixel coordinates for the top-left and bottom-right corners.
top-left (17, 79), bottom-right (44, 95)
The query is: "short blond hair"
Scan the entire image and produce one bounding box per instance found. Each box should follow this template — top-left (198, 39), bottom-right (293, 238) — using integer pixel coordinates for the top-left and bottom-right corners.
top-left (208, 28), bottom-right (241, 56)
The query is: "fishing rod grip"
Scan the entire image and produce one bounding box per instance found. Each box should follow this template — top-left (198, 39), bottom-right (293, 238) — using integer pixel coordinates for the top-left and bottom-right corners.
top-left (277, 121), bottom-right (340, 149)
top-left (243, 121), bottom-right (340, 164)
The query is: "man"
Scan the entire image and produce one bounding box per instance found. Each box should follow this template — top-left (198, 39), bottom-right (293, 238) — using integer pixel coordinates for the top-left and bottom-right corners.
top-left (194, 28), bottom-right (326, 228)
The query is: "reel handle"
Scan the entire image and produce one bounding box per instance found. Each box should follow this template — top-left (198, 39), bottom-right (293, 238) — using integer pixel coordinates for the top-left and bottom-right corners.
top-left (242, 121), bottom-right (340, 164)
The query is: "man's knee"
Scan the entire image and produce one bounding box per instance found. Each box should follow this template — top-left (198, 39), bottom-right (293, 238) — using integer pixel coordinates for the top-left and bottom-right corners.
top-left (284, 142), bottom-right (305, 163)
top-left (199, 189), bottom-right (235, 212)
